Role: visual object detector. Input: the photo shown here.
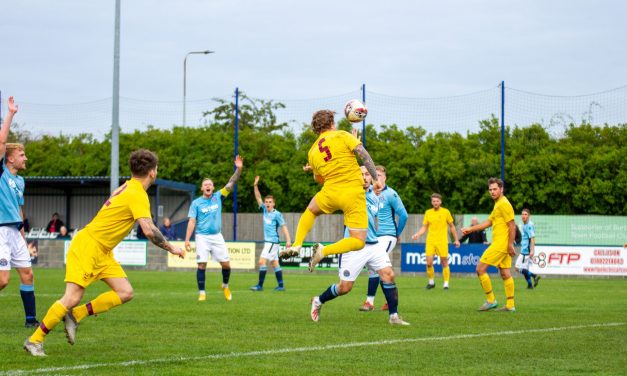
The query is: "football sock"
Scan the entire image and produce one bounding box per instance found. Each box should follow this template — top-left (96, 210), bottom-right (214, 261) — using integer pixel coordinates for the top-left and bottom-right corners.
top-left (319, 284), bottom-right (339, 304)
top-left (222, 268), bottom-right (231, 285)
top-left (197, 268), bottom-right (206, 291)
top-left (478, 273), bottom-right (495, 303)
top-left (521, 269), bottom-right (532, 286)
top-left (426, 265), bottom-right (435, 282)
top-left (72, 290), bottom-right (122, 323)
top-left (274, 267), bottom-right (284, 288)
top-left (293, 208), bottom-right (316, 247)
top-left (258, 265), bottom-right (267, 287)
top-left (381, 282), bottom-right (399, 315)
top-left (504, 277), bottom-right (515, 309)
top-left (367, 274), bottom-right (380, 298)
top-left (29, 300), bottom-right (68, 343)
top-left (322, 236), bottom-right (364, 257)
top-left (20, 283), bottom-right (37, 324)
top-left (443, 266), bottom-right (450, 283)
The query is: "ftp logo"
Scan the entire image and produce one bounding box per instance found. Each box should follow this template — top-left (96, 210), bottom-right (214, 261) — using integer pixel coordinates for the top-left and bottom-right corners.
top-left (548, 253), bottom-right (581, 264)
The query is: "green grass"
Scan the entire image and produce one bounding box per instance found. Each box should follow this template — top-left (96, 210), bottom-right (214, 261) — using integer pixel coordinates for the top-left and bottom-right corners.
top-left (1, 269), bottom-right (625, 375)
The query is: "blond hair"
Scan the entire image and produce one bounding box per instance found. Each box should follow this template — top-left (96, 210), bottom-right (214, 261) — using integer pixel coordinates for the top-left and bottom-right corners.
top-left (5, 143), bottom-right (24, 157)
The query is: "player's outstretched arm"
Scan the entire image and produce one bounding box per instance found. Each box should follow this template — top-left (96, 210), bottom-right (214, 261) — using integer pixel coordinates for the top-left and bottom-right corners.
top-left (462, 219), bottom-right (492, 235)
top-left (137, 217), bottom-right (185, 258)
top-left (412, 224), bottom-right (428, 241)
top-left (224, 155), bottom-right (243, 192)
top-left (353, 145), bottom-right (380, 189)
top-left (0, 96), bottom-right (19, 158)
top-left (253, 176), bottom-right (263, 206)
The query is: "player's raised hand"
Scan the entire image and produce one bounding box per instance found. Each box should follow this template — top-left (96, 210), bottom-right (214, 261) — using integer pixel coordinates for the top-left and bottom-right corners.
top-left (254, 175), bottom-right (260, 185)
top-left (7, 96), bottom-right (18, 114)
top-left (351, 128), bottom-right (359, 139)
top-left (303, 163), bottom-right (313, 172)
top-left (234, 155), bottom-right (244, 169)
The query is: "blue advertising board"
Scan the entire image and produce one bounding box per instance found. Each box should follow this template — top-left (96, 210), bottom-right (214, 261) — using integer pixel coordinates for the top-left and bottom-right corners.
top-left (401, 243), bottom-right (499, 273)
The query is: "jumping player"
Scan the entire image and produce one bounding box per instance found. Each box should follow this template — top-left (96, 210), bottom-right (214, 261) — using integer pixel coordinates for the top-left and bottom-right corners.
top-left (284, 110), bottom-right (382, 272)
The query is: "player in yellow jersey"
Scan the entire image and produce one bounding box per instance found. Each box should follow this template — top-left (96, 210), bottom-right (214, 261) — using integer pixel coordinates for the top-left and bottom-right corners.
top-left (411, 193), bottom-right (460, 290)
top-left (462, 178), bottom-right (517, 312)
top-left (24, 149), bottom-right (185, 356)
top-left (281, 110), bottom-right (382, 272)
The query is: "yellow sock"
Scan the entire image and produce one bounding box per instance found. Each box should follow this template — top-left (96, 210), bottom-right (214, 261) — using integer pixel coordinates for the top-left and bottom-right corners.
top-left (443, 266), bottom-right (450, 282)
top-left (504, 277), bottom-right (515, 309)
top-left (29, 300), bottom-right (68, 343)
top-left (426, 265), bottom-right (435, 280)
top-left (293, 208), bottom-right (317, 247)
top-left (478, 273), bottom-right (495, 303)
top-left (322, 237), bottom-right (365, 256)
top-left (72, 291), bottom-right (123, 323)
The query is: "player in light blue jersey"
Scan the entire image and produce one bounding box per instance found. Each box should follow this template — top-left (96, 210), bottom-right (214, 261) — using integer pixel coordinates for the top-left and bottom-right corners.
top-left (515, 208), bottom-right (540, 289)
top-left (310, 166), bottom-right (409, 325)
top-left (0, 96), bottom-right (39, 328)
top-left (185, 155), bottom-right (243, 302)
top-left (360, 165), bottom-right (408, 311)
top-left (250, 176), bottom-right (291, 292)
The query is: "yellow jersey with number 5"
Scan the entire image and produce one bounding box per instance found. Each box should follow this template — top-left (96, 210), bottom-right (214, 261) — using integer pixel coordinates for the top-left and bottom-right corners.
top-left (308, 130), bottom-right (364, 186)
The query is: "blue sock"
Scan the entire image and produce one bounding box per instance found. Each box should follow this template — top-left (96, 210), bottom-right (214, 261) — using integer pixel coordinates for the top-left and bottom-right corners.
top-left (222, 268), bottom-right (231, 285)
top-left (381, 282), bottom-right (399, 315)
top-left (258, 265), bottom-right (267, 287)
top-left (20, 284), bottom-right (37, 323)
top-left (319, 284), bottom-right (339, 304)
top-left (367, 274), bottom-right (380, 298)
top-left (521, 269), bottom-right (532, 286)
top-left (197, 269), bottom-right (206, 291)
top-left (274, 267), bottom-right (284, 288)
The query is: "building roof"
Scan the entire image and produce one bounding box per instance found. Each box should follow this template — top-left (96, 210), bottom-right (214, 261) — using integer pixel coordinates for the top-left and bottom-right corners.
top-left (24, 176), bottom-right (196, 194)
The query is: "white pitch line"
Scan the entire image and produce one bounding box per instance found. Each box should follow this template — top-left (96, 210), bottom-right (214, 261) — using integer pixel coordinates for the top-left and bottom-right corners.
top-left (3, 322), bottom-right (624, 376)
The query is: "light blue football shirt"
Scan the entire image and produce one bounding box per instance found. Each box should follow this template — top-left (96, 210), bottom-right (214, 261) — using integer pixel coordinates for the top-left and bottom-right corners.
top-left (376, 185), bottom-right (408, 238)
top-left (521, 221), bottom-right (535, 255)
top-left (260, 204), bottom-right (286, 243)
top-left (344, 187), bottom-right (379, 244)
top-left (0, 158), bottom-right (24, 225)
top-left (188, 189), bottom-right (229, 235)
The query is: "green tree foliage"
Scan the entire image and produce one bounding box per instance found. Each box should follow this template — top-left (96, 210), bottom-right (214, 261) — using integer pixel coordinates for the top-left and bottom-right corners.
top-left (14, 99), bottom-right (627, 215)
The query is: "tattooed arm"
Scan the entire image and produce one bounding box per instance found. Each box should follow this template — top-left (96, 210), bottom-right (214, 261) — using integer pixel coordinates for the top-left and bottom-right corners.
top-left (137, 217), bottom-right (185, 257)
top-left (353, 144), bottom-right (381, 192)
top-left (224, 155), bottom-right (244, 193)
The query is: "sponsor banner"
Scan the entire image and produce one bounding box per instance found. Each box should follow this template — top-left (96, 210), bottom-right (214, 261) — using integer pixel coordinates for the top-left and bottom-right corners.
top-left (401, 243), bottom-right (489, 273)
top-left (63, 240), bottom-right (147, 266)
top-left (530, 245), bottom-right (626, 276)
top-left (277, 242), bottom-right (338, 270)
top-left (464, 214), bottom-right (627, 246)
top-left (167, 241), bottom-right (255, 269)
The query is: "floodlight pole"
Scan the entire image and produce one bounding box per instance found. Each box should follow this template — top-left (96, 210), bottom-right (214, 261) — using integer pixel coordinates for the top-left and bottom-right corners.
top-left (110, 0), bottom-right (121, 193)
top-left (183, 50), bottom-right (214, 127)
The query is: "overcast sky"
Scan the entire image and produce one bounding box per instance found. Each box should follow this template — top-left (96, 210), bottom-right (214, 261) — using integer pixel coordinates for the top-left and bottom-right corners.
top-left (1, 0), bottom-right (626, 134)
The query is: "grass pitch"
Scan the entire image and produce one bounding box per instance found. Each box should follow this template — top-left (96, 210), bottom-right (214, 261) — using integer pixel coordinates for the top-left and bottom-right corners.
top-left (1, 268), bottom-right (625, 375)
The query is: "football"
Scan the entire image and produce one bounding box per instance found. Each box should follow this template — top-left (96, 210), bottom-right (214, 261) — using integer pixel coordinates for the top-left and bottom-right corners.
top-left (344, 99), bottom-right (368, 123)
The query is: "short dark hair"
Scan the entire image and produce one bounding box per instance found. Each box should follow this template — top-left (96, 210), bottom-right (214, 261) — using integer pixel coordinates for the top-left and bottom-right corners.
top-left (129, 149), bottom-right (158, 177)
top-left (431, 193), bottom-right (442, 200)
top-left (264, 195), bottom-right (274, 201)
top-left (522, 208), bottom-right (531, 215)
top-left (311, 110), bottom-right (335, 135)
top-left (488, 177), bottom-right (504, 188)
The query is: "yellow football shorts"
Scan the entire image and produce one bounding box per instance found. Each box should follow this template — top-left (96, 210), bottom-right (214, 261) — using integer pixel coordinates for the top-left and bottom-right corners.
top-left (314, 184), bottom-right (367, 229)
top-left (480, 245), bottom-right (512, 269)
top-left (425, 242), bottom-right (449, 258)
top-left (65, 230), bottom-right (127, 288)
